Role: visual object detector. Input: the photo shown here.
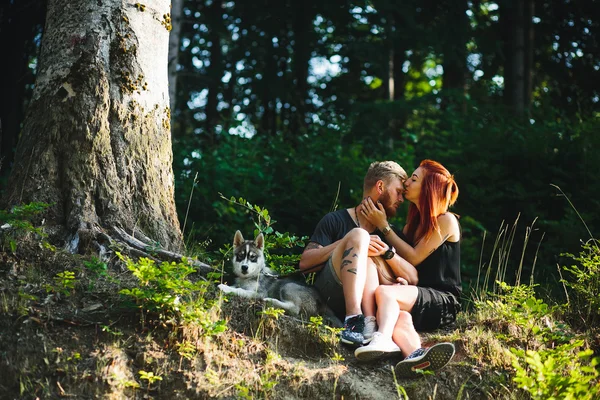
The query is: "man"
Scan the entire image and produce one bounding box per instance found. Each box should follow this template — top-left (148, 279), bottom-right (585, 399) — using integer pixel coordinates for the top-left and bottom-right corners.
top-left (299, 161), bottom-right (414, 346)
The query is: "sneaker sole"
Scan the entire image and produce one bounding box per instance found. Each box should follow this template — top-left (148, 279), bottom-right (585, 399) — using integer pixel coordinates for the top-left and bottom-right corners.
top-left (394, 343), bottom-right (455, 378)
top-left (355, 347), bottom-right (402, 361)
top-left (355, 349), bottom-right (386, 361)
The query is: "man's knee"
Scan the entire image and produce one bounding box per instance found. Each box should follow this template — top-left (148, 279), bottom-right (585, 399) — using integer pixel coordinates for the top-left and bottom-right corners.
top-left (344, 227), bottom-right (370, 246)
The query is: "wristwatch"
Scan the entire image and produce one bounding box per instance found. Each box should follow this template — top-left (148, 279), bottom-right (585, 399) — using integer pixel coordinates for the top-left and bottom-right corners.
top-left (381, 225), bottom-right (392, 236)
top-left (383, 246), bottom-right (395, 260)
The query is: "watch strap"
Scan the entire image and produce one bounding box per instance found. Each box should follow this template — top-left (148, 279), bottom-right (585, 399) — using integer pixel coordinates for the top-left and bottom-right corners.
top-left (383, 247), bottom-right (395, 260)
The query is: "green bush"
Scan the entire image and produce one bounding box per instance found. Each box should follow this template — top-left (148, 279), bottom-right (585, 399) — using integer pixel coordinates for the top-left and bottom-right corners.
top-left (0, 202), bottom-right (51, 253)
top-left (561, 240), bottom-right (600, 327)
top-left (511, 340), bottom-right (600, 400)
top-left (118, 253), bottom-right (226, 335)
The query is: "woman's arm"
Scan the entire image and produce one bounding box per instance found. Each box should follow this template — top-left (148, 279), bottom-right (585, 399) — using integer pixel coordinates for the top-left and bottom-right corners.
top-left (360, 197), bottom-right (459, 266)
top-left (388, 213), bottom-right (459, 265)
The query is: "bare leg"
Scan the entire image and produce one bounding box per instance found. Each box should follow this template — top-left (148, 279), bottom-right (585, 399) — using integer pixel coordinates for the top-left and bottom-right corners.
top-left (330, 228), bottom-right (370, 316)
top-left (392, 311), bottom-right (421, 357)
top-left (375, 285), bottom-right (419, 353)
top-left (362, 258), bottom-right (380, 317)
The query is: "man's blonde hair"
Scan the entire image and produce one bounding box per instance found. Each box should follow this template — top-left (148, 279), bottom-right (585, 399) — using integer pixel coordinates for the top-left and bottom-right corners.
top-left (363, 161), bottom-right (407, 192)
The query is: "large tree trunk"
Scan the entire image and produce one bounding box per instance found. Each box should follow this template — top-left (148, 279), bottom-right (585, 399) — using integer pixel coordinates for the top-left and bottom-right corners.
top-left (3, 0), bottom-right (183, 251)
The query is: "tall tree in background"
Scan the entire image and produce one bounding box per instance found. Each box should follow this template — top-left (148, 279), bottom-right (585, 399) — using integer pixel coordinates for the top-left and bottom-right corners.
top-left (440, 0), bottom-right (469, 107)
top-left (3, 0), bottom-right (183, 251)
top-left (0, 0), bottom-right (46, 184)
top-left (169, 0), bottom-right (184, 116)
top-left (500, 0), bottom-right (534, 113)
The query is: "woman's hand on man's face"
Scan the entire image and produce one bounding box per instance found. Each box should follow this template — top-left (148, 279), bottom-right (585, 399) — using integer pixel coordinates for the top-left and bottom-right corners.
top-left (361, 197), bottom-right (387, 228)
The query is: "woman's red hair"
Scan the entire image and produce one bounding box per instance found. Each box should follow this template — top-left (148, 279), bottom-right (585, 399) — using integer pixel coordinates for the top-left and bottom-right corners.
top-left (405, 160), bottom-right (459, 244)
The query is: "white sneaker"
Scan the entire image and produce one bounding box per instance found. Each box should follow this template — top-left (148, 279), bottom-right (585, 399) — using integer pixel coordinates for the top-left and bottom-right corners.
top-left (362, 316), bottom-right (377, 344)
top-left (354, 332), bottom-right (402, 361)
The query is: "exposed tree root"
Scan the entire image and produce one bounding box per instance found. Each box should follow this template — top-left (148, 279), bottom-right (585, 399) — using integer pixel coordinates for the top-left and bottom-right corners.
top-left (92, 225), bottom-right (214, 274)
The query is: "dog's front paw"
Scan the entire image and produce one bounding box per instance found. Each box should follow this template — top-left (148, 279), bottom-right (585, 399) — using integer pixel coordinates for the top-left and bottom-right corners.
top-left (218, 283), bottom-right (235, 293)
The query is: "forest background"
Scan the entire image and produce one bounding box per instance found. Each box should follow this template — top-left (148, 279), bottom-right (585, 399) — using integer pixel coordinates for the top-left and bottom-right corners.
top-left (1, 0), bottom-right (598, 298)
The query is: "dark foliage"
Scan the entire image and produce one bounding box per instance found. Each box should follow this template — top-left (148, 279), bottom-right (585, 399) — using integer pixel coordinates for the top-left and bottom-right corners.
top-left (3, 0), bottom-right (599, 295)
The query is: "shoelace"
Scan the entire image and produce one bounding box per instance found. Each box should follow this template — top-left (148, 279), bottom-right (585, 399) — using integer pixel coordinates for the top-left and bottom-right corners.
top-left (344, 316), bottom-right (364, 332)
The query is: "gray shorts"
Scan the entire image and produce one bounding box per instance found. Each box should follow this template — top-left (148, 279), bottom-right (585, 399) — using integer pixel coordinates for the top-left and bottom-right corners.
top-left (313, 257), bottom-right (346, 320)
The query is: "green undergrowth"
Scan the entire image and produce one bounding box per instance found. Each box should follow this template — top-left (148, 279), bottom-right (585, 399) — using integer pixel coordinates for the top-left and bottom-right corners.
top-left (0, 201), bottom-right (599, 399)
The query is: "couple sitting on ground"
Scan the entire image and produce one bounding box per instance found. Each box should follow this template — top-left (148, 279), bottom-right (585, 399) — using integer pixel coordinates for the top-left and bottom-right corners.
top-left (299, 160), bottom-right (461, 378)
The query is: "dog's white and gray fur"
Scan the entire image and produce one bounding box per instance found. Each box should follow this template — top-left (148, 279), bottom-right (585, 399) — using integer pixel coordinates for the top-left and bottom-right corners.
top-left (218, 230), bottom-right (331, 319)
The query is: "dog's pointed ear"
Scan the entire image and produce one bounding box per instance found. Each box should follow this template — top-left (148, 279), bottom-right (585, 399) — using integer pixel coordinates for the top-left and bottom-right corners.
top-left (233, 230), bottom-right (244, 247)
top-left (255, 232), bottom-right (265, 250)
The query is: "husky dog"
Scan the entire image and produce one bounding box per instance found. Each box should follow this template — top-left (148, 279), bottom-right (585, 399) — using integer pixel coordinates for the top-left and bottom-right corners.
top-left (218, 230), bottom-right (330, 319)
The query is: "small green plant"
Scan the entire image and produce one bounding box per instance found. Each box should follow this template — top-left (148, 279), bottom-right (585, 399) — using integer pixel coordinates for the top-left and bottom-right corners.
top-left (391, 366), bottom-right (410, 399)
top-left (176, 340), bottom-right (197, 367)
top-left (101, 324), bottom-right (124, 337)
top-left (511, 340), bottom-right (600, 399)
top-left (138, 370), bottom-right (162, 390)
top-left (67, 352), bottom-right (81, 363)
top-left (307, 315), bottom-right (344, 359)
top-left (235, 383), bottom-right (253, 400)
top-left (255, 307), bottom-right (285, 339)
top-left (45, 270), bottom-right (77, 296)
top-left (84, 256), bottom-right (116, 289)
top-left (112, 374), bottom-right (141, 389)
top-left (0, 202), bottom-right (51, 253)
top-left (84, 256), bottom-right (108, 277)
top-left (17, 289), bottom-right (38, 316)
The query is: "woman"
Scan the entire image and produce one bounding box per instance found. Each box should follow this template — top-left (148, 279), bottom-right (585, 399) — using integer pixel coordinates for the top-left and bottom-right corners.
top-left (355, 159), bottom-right (461, 378)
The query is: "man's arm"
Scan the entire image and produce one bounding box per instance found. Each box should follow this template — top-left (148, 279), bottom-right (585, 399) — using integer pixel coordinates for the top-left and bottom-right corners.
top-left (298, 240), bottom-right (342, 272)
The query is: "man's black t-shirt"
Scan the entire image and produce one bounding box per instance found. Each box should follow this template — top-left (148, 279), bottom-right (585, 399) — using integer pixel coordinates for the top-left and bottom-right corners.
top-left (309, 209), bottom-right (359, 247)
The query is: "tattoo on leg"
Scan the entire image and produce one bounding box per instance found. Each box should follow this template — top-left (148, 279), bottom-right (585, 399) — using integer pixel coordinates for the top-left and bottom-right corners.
top-left (340, 259), bottom-right (352, 271)
top-left (340, 247), bottom-right (357, 272)
top-left (340, 247), bottom-right (358, 275)
top-left (342, 247), bottom-right (354, 258)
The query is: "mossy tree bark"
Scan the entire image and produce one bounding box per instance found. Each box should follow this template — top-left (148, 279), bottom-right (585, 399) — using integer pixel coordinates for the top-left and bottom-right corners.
top-left (4, 0), bottom-right (183, 251)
